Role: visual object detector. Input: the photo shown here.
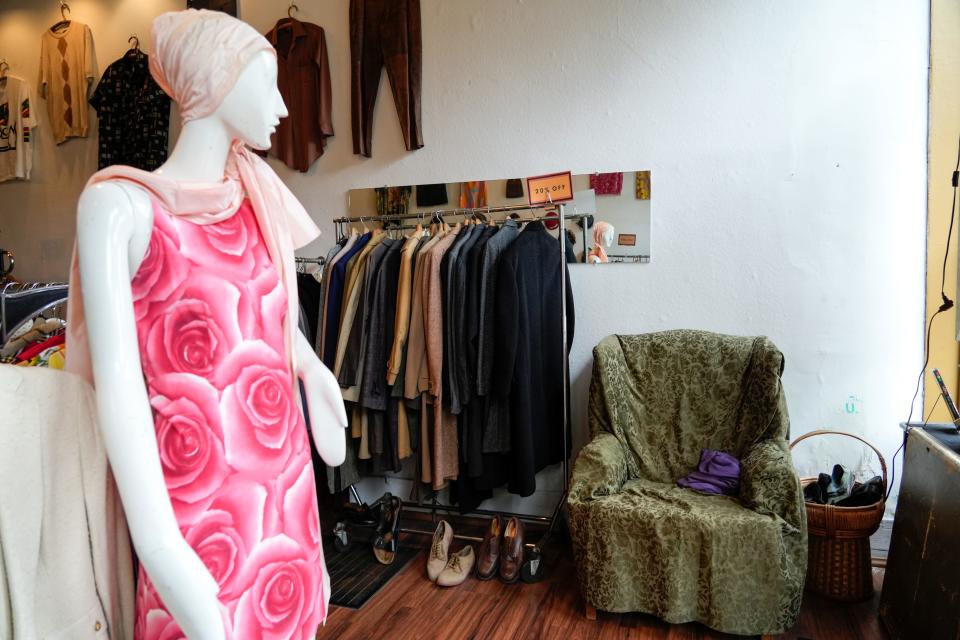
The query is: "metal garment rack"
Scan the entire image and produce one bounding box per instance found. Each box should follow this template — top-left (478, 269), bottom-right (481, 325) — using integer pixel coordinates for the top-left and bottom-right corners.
top-left (607, 253), bottom-right (651, 264)
top-left (1, 282), bottom-right (69, 344)
top-left (295, 256), bottom-right (326, 267)
top-left (332, 201), bottom-right (574, 555)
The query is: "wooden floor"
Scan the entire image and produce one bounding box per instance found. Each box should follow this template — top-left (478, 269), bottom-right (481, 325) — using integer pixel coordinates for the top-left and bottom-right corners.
top-left (317, 535), bottom-right (887, 640)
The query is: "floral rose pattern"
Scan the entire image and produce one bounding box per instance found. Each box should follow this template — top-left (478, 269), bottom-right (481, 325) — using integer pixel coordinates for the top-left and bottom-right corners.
top-left (132, 199), bottom-right (326, 639)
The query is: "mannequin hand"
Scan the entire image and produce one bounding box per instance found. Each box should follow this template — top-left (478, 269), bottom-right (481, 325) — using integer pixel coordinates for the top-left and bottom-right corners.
top-left (295, 330), bottom-right (348, 466)
top-left (140, 538), bottom-right (225, 640)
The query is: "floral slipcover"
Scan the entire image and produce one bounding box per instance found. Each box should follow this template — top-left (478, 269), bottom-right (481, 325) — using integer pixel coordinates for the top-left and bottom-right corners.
top-left (567, 331), bottom-right (807, 636)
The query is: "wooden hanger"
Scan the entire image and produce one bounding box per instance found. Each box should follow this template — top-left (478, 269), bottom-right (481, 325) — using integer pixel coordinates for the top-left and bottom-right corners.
top-left (51, 1), bottom-right (71, 33)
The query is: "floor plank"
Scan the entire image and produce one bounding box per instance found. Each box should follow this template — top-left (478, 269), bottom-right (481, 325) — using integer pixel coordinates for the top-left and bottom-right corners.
top-left (317, 532), bottom-right (888, 640)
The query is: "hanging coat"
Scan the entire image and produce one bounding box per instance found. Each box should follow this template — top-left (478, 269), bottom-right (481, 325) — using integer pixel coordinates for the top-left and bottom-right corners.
top-left (493, 221), bottom-right (575, 497)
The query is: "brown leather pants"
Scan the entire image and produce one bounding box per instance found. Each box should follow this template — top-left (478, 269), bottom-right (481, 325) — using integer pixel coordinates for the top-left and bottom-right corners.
top-left (350, 0), bottom-right (424, 157)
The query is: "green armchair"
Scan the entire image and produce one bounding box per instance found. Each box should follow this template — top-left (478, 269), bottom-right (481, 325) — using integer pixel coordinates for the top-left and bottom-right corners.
top-left (567, 331), bottom-right (807, 636)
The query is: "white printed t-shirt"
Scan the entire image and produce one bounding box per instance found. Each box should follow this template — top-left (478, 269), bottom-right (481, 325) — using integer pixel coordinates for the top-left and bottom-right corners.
top-left (0, 75), bottom-right (38, 182)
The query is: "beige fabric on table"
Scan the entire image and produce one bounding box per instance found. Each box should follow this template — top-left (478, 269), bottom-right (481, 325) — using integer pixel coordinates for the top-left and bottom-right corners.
top-left (39, 22), bottom-right (96, 144)
top-left (0, 366), bottom-right (134, 640)
top-left (403, 231), bottom-right (443, 399)
top-left (421, 227), bottom-right (461, 488)
top-left (387, 234), bottom-right (422, 385)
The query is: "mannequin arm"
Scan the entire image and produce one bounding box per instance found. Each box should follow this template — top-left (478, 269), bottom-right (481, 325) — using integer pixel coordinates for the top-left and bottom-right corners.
top-left (295, 329), bottom-right (348, 466)
top-left (76, 183), bottom-right (225, 640)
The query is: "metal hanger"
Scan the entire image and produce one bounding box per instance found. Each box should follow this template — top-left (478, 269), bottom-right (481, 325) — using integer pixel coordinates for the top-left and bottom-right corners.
top-left (278, 2), bottom-right (299, 31)
top-left (125, 34), bottom-right (143, 58)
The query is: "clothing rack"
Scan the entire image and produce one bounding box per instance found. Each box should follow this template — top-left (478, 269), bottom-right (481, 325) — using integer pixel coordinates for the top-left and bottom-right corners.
top-left (1, 282), bottom-right (69, 344)
top-left (332, 201), bottom-right (572, 562)
top-left (607, 253), bottom-right (650, 264)
top-left (334, 203), bottom-right (592, 261)
top-left (295, 256), bottom-right (326, 267)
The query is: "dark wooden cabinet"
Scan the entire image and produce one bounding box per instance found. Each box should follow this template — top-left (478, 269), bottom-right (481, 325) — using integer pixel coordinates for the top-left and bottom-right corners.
top-left (879, 424), bottom-right (960, 639)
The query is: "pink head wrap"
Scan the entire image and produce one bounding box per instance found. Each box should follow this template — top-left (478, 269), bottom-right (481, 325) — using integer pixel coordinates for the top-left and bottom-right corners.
top-left (149, 9), bottom-right (275, 123)
top-left (66, 9), bottom-right (320, 389)
top-left (590, 221), bottom-right (612, 263)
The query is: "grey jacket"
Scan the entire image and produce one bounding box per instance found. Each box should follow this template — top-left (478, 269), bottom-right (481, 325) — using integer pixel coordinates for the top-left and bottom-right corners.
top-left (442, 225), bottom-right (480, 415)
top-left (476, 219), bottom-right (519, 396)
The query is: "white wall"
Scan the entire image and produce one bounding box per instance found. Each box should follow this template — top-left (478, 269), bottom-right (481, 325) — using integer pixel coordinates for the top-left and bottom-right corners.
top-left (0, 0), bottom-right (928, 513)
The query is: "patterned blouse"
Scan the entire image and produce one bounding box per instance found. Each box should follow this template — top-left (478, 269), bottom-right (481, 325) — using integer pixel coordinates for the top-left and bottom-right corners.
top-left (89, 52), bottom-right (170, 171)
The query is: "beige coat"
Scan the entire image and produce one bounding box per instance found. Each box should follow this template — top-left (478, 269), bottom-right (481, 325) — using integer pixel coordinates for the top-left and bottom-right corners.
top-left (386, 235), bottom-right (423, 385)
top-left (0, 366), bottom-right (134, 639)
top-left (421, 228), bottom-right (462, 488)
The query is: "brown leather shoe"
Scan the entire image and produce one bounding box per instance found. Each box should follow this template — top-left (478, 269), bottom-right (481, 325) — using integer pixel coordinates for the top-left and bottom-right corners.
top-left (499, 517), bottom-right (525, 583)
top-left (475, 515), bottom-right (502, 580)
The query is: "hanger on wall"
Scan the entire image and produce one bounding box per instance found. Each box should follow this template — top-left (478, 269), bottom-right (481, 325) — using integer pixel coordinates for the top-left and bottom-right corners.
top-left (51, 1), bottom-right (71, 33)
top-left (125, 34), bottom-right (144, 59)
top-left (277, 2), bottom-right (299, 32)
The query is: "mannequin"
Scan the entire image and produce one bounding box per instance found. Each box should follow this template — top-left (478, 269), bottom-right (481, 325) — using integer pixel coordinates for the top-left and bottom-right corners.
top-left (74, 14), bottom-right (346, 640)
top-left (588, 221), bottom-right (614, 264)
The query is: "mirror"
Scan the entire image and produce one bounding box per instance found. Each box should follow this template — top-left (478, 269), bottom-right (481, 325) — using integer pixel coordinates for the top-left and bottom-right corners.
top-left (345, 170), bottom-right (651, 264)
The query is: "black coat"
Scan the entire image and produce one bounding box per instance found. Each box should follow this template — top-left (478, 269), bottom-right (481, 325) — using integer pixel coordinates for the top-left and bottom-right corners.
top-left (493, 221), bottom-right (575, 496)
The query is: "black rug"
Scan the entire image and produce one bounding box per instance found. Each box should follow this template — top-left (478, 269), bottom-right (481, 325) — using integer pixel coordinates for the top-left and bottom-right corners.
top-left (325, 539), bottom-right (420, 609)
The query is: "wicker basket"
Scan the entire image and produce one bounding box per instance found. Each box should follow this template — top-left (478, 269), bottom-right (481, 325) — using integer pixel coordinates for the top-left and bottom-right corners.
top-left (790, 429), bottom-right (887, 602)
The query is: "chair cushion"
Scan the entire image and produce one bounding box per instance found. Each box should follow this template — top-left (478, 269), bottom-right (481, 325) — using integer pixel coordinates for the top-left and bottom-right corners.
top-left (619, 478), bottom-right (777, 529)
top-left (570, 478), bottom-right (804, 635)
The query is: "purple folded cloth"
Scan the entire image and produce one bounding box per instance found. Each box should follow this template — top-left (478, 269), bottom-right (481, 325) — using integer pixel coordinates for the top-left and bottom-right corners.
top-left (677, 449), bottom-right (741, 496)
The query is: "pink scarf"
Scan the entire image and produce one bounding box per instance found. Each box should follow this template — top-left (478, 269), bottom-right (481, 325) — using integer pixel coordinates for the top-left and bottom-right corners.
top-left (66, 10), bottom-right (320, 385)
top-left (590, 221), bottom-right (612, 263)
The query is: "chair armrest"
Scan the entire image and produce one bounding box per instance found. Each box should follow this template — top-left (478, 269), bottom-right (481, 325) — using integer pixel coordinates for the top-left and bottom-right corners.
top-left (568, 432), bottom-right (631, 503)
top-left (740, 439), bottom-right (805, 531)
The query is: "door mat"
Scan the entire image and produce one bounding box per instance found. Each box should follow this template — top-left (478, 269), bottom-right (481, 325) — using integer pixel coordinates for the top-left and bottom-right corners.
top-left (325, 540), bottom-right (420, 609)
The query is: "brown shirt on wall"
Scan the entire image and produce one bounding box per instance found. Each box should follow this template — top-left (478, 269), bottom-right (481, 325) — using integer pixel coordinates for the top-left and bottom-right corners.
top-left (264, 18), bottom-right (333, 172)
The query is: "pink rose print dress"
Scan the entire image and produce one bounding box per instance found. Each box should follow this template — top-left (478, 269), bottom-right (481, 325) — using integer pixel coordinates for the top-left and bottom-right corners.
top-left (131, 198), bottom-right (326, 640)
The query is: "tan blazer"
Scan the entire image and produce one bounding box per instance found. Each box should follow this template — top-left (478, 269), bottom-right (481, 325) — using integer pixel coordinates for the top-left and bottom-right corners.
top-left (421, 228), bottom-right (462, 488)
top-left (386, 235), bottom-right (424, 385)
top-left (403, 232), bottom-right (443, 399)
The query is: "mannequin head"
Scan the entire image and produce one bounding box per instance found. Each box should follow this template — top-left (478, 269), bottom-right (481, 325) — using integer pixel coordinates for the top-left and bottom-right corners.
top-left (150, 9), bottom-right (285, 151)
top-left (594, 221), bottom-right (615, 248)
top-left (215, 50), bottom-right (287, 150)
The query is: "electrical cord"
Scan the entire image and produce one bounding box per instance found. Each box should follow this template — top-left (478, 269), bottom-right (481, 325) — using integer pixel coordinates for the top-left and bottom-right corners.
top-left (893, 135), bottom-right (960, 500)
top-left (924, 393), bottom-right (942, 428)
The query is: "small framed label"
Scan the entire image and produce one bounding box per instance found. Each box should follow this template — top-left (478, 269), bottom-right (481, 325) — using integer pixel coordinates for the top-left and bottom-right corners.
top-left (527, 171), bottom-right (574, 206)
top-left (618, 233), bottom-right (637, 247)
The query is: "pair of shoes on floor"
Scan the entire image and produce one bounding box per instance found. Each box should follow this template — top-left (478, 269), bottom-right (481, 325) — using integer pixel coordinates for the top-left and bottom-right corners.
top-left (426, 520), bottom-right (475, 587)
top-left (372, 493), bottom-right (402, 565)
top-left (475, 515), bottom-right (525, 583)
